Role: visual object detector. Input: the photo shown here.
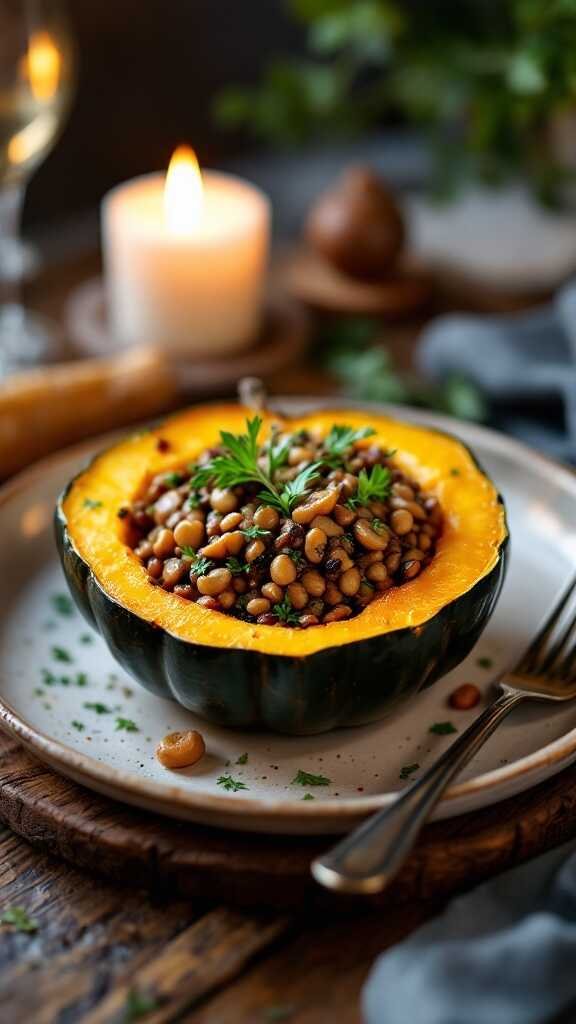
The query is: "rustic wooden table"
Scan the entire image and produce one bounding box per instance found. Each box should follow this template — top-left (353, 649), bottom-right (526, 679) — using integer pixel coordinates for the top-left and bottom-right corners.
top-left (0, 226), bottom-right (557, 1022)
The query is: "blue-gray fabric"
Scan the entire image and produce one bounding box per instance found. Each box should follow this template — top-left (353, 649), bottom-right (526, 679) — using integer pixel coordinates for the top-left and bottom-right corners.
top-left (416, 280), bottom-right (576, 462)
top-left (363, 841), bottom-right (576, 1024)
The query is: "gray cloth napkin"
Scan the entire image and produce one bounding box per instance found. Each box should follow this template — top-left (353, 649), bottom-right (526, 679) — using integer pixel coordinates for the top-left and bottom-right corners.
top-left (363, 840), bottom-right (576, 1024)
top-left (416, 281), bottom-right (576, 461)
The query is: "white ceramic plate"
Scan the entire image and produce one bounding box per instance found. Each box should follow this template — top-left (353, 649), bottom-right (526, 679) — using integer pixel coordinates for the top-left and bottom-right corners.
top-left (1, 402), bottom-right (575, 835)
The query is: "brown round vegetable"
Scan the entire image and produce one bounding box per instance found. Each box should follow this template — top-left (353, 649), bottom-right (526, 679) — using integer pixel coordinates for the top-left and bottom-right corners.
top-left (305, 166), bottom-right (405, 280)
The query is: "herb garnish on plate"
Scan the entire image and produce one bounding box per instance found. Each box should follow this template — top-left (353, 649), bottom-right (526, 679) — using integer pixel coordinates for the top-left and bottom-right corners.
top-left (217, 774), bottom-right (249, 792)
top-left (429, 721), bottom-right (457, 735)
top-left (115, 717), bottom-right (139, 732)
top-left (292, 769), bottom-right (331, 787)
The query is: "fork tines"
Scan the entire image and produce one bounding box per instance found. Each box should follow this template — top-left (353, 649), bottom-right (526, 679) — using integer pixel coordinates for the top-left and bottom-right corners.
top-left (516, 576), bottom-right (576, 680)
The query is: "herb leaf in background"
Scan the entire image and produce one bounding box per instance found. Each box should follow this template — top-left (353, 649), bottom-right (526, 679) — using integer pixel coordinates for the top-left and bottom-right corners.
top-left (215, 1), bottom-right (576, 205)
top-left (318, 317), bottom-right (486, 421)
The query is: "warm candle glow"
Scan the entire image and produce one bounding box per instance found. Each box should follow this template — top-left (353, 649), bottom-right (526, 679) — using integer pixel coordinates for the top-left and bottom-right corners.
top-left (164, 145), bottom-right (203, 235)
top-left (25, 30), bottom-right (61, 102)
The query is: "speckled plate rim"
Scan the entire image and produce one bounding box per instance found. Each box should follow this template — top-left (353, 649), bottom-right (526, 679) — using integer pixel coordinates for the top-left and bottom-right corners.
top-left (1, 398), bottom-right (576, 831)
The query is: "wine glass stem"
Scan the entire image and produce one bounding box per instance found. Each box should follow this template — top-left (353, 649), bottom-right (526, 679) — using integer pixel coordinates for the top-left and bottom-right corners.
top-left (0, 181), bottom-right (26, 307)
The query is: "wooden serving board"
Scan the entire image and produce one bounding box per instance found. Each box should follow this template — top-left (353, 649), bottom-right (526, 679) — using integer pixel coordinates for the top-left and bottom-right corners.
top-left (2, 730), bottom-right (576, 911)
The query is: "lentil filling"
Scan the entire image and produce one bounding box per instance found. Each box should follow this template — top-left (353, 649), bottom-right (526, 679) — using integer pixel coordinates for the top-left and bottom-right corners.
top-left (123, 419), bottom-right (442, 628)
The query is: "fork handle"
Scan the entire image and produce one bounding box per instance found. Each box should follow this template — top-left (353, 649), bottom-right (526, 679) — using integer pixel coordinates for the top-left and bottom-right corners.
top-left (311, 689), bottom-right (525, 895)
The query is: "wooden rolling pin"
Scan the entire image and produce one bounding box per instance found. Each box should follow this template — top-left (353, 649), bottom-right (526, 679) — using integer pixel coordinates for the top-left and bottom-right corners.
top-left (0, 346), bottom-right (177, 478)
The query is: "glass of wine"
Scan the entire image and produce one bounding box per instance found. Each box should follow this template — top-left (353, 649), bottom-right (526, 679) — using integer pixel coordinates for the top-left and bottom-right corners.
top-left (0, 0), bottom-right (75, 371)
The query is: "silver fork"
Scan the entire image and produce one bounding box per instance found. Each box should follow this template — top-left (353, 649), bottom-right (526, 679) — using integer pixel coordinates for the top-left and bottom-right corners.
top-left (312, 576), bottom-right (576, 895)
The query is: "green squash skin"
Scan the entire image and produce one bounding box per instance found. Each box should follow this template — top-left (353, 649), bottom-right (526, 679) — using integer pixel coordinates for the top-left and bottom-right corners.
top-left (55, 498), bottom-right (508, 736)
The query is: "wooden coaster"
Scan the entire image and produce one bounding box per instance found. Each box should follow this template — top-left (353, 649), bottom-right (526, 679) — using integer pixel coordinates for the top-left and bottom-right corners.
top-left (65, 278), bottom-right (311, 396)
top-left (2, 730), bottom-right (576, 912)
top-left (280, 246), bottom-right (433, 319)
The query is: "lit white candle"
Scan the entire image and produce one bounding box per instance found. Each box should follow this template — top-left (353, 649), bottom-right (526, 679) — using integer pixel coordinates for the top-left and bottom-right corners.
top-left (102, 146), bottom-right (270, 358)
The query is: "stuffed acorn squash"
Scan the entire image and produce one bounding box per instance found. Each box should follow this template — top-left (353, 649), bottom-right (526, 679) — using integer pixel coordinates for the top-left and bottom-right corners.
top-left (56, 403), bottom-right (508, 735)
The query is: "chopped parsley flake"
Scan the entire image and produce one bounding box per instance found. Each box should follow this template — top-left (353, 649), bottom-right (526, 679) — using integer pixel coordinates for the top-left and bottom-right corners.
top-left (51, 646), bottom-right (72, 664)
top-left (477, 656), bottom-right (493, 669)
top-left (164, 472), bottom-right (183, 487)
top-left (236, 752), bottom-right (248, 764)
top-left (242, 525), bottom-right (270, 539)
top-left (302, 793), bottom-right (315, 801)
top-left (79, 634), bottom-right (93, 644)
top-left (292, 769), bottom-right (331, 787)
top-left (185, 553), bottom-right (214, 576)
top-left (226, 557), bottom-right (250, 576)
top-left (50, 593), bottom-right (74, 617)
top-left (399, 763), bottom-right (419, 780)
top-left (83, 498), bottom-right (103, 510)
top-left (217, 774), bottom-right (249, 792)
top-left (429, 721), bottom-right (457, 735)
top-left (115, 717), bottom-right (139, 732)
top-left (1, 906), bottom-right (38, 933)
top-left (450, 468), bottom-right (461, 476)
top-left (286, 548), bottom-right (305, 567)
top-left (71, 720), bottom-right (85, 732)
top-left (273, 596), bottom-right (300, 626)
top-left (83, 702), bottom-right (111, 715)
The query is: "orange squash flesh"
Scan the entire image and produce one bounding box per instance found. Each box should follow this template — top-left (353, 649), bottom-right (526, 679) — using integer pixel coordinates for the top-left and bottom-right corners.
top-left (62, 404), bottom-right (507, 658)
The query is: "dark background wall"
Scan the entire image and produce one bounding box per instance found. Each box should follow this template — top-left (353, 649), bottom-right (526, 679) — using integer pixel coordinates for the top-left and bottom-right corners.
top-left (26, 0), bottom-right (304, 226)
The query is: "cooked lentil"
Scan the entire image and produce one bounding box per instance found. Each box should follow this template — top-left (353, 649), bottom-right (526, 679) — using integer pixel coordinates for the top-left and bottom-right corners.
top-left (126, 422), bottom-right (442, 627)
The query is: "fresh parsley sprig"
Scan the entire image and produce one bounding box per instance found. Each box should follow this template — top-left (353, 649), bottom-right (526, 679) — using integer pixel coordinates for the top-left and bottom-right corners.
top-left (242, 524), bottom-right (270, 539)
top-left (273, 595), bottom-right (300, 626)
top-left (266, 430), bottom-right (292, 478)
top-left (321, 424), bottom-right (376, 466)
top-left (183, 552), bottom-right (214, 576)
top-left (285, 548), bottom-right (305, 567)
top-left (346, 464), bottom-right (392, 509)
top-left (226, 557), bottom-right (250, 576)
top-left (187, 416), bottom-right (321, 517)
top-left (190, 417), bottom-right (269, 491)
top-left (260, 462), bottom-right (322, 516)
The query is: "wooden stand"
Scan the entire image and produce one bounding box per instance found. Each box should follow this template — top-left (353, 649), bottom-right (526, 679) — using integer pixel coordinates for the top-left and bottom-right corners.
top-left (65, 278), bottom-right (311, 395)
top-left (2, 730), bottom-right (576, 912)
top-left (280, 246), bottom-right (433, 319)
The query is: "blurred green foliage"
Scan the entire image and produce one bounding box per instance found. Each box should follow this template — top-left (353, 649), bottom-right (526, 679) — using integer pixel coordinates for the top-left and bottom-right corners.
top-left (215, 0), bottom-right (576, 203)
top-left (316, 317), bottom-right (487, 420)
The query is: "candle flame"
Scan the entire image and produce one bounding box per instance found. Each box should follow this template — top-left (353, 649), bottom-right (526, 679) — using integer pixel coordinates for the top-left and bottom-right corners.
top-left (25, 31), bottom-right (61, 102)
top-left (164, 145), bottom-right (203, 234)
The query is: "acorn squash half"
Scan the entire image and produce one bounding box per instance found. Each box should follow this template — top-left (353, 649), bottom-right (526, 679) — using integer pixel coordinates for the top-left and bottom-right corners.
top-left (56, 404), bottom-right (508, 735)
